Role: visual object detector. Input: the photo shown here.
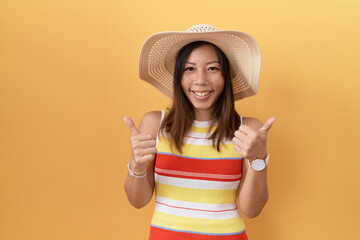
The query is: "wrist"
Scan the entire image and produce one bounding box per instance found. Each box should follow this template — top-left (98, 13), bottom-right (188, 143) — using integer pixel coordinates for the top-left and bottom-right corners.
top-left (258, 152), bottom-right (268, 161)
top-left (129, 161), bottom-right (147, 172)
top-left (127, 162), bottom-right (147, 178)
top-left (249, 153), bottom-right (269, 171)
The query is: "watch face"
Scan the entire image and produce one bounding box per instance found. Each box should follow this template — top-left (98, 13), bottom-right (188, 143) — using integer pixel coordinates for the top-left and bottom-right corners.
top-left (251, 160), bottom-right (266, 171)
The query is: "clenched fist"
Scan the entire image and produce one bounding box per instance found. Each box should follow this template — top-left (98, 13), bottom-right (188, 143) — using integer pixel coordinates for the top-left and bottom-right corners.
top-left (233, 117), bottom-right (275, 160)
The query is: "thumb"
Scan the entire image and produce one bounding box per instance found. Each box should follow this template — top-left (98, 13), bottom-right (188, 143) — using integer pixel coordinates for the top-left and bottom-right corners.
top-left (123, 116), bottom-right (141, 135)
top-left (259, 117), bottom-right (276, 134)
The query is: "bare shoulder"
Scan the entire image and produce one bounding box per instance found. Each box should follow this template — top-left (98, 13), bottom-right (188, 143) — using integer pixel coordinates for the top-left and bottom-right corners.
top-left (138, 111), bottom-right (162, 137)
top-left (241, 116), bottom-right (263, 130)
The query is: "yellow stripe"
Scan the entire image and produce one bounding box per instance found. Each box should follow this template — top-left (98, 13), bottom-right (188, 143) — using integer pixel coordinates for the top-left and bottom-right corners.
top-left (155, 183), bottom-right (237, 204)
top-left (157, 136), bottom-right (242, 158)
top-left (151, 211), bottom-right (245, 234)
top-left (189, 125), bottom-right (217, 133)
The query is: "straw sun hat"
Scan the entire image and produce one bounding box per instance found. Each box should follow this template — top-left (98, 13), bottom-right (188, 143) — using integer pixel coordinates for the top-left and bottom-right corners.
top-left (139, 24), bottom-right (261, 100)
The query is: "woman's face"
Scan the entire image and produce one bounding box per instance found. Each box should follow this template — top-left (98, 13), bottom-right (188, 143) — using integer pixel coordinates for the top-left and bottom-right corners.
top-left (181, 44), bottom-right (225, 120)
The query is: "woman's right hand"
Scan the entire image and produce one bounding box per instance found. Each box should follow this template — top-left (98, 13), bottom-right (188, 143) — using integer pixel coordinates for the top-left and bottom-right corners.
top-left (123, 116), bottom-right (157, 172)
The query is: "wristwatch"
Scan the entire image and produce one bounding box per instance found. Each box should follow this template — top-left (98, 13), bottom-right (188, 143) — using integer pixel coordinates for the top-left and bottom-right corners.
top-left (250, 154), bottom-right (269, 171)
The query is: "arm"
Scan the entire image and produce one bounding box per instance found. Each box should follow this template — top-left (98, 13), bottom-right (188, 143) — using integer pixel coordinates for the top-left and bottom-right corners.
top-left (233, 117), bottom-right (275, 218)
top-left (123, 111), bottom-right (162, 209)
top-left (237, 152), bottom-right (268, 218)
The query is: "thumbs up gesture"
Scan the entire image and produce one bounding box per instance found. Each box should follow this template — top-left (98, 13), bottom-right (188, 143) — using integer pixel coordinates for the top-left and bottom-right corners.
top-left (233, 117), bottom-right (276, 160)
top-left (123, 116), bottom-right (157, 170)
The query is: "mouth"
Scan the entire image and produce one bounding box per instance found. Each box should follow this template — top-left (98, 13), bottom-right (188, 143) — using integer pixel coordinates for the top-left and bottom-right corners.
top-left (191, 90), bottom-right (213, 99)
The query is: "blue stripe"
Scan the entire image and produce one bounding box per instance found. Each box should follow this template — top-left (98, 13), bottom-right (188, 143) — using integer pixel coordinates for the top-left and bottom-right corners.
top-left (151, 224), bottom-right (245, 235)
top-left (157, 151), bottom-right (243, 160)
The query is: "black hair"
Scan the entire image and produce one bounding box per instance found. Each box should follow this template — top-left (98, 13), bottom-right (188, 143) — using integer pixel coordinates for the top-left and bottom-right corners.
top-left (160, 41), bottom-right (240, 152)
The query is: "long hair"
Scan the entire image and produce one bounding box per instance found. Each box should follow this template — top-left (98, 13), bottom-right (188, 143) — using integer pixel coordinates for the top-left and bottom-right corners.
top-left (160, 41), bottom-right (241, 153)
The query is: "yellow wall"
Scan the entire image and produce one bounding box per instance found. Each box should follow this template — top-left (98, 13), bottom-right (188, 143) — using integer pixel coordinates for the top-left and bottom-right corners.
top-left (1, 0), bottom-right (359, 239)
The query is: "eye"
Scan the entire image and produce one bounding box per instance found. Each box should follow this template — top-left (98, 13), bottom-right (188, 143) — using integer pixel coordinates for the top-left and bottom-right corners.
top-left (184, 67), bottom-right (194, 71)
top-left (208, 66), bottom-right (220, 71)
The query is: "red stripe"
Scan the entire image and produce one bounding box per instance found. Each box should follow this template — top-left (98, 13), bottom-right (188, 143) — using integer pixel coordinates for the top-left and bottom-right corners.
top-left (155, 201), bottom-right (238, 213)
top-left (155, 153), bottom-right (243, 175)
top-left (149, 225), bottom-right (248, 240)
top-left (154, 171), bottom-right (241, 182)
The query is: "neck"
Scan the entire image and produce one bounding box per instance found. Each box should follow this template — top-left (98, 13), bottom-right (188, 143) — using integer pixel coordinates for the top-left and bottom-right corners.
top-left (193, 109), bottom-right (214, 121)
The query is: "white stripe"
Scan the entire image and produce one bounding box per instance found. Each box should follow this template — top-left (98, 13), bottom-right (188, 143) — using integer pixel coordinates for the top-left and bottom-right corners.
top-left (155, 201), bottom-right (240, 219)
top-left (155, 196), bottom-right (238, 211)
top-left (187, 131), bottom-right (211, 139)
top-left (184, 135), bottom-right (233, 145)
top-left (155, 173), bottom-right (240, 190)
top-left (184, 136), bottom-right (214, 145)
top-left (193, 120), bottom-right (213, 128)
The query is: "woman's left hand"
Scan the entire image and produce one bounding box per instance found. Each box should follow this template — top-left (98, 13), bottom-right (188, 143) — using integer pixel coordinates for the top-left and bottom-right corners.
top-left (233, 117), bottom-right (276, 160)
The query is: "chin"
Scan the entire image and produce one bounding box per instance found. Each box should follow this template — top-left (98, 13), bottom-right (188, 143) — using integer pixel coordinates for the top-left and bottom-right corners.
top-left (192, 103), bottom-right (215, 112)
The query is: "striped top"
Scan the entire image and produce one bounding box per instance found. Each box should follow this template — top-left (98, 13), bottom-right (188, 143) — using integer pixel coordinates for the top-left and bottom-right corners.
top-left (149, 110), bottom-right (247, 240)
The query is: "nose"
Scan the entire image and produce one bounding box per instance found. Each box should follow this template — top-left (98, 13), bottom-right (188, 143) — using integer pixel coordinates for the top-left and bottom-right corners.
top-left (194, 69), bottom-right (208, 85)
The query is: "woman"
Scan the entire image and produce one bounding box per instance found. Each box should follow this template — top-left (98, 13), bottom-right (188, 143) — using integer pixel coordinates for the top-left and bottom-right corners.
top-left (124, 24), bottom-right (275, 240)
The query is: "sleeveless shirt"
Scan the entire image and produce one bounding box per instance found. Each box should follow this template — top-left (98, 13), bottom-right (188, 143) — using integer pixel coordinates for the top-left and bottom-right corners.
top-left (149, 110), bottom-right (248, 240)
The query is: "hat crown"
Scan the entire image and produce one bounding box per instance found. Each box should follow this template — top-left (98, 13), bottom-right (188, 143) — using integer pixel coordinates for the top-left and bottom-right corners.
top-left (186, 24), bottom-right (219, 33)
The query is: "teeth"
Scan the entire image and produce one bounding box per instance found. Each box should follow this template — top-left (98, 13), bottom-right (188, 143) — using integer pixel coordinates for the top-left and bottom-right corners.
top-left (194, 91), bottom-right (210, 96)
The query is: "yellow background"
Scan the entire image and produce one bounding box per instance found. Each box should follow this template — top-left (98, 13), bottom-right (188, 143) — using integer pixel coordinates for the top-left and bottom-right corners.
top-left (1, 0), bottom-right (359, 239)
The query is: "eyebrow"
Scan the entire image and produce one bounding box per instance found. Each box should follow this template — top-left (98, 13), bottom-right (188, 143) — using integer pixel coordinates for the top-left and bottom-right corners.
top-left (185, 61), bottom-right (220, 65)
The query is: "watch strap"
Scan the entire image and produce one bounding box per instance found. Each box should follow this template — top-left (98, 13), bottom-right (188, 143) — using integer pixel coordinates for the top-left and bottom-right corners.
top-left (264, 153), bottom-right (270, 166)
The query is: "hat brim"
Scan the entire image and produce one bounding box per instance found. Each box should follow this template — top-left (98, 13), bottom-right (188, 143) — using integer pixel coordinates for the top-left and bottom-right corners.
top-left (139, 30), bottom-right (261, 100)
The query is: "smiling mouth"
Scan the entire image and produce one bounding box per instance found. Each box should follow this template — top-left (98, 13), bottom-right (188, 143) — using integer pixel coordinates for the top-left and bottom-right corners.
top-left (191, 91), bottom-right (212, 97)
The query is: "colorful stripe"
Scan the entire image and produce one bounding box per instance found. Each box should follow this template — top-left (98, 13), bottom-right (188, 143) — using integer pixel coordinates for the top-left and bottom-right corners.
top-left (155, 182), bottom-right (237, 204)
top-left (154, 174), bottom-right (240, 190)
top-left (149, 110), bottom-right (247, 239)
top-left (155, 153), bottom-right (243, 175)
top-left (157, 136), bottom-right (242, 159)
top-left (151, 211), bottom-right (245, 234)
top-left (155, 168), bottom-right (241, 182)
top-left (155, 202), bottom-right (240, 219)
top-left (149, 225), bottom-right (248, 240)
top-left (155, 196), bottom-right (238, 212)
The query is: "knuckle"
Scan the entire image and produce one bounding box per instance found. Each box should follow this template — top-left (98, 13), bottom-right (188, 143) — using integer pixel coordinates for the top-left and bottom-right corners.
top-left (143, 134), bottom-right (152, 140)
top-left (144, 154), bottom-right (154, 162)
top-left (132, 142), bottom-right (139, 149)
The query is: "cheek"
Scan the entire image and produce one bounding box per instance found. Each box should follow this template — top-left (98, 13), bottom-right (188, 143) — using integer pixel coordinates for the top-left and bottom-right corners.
top-left (181, 77), bottom-right (190, 91)
top-left (215, 77), bottom-right (225, 92)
